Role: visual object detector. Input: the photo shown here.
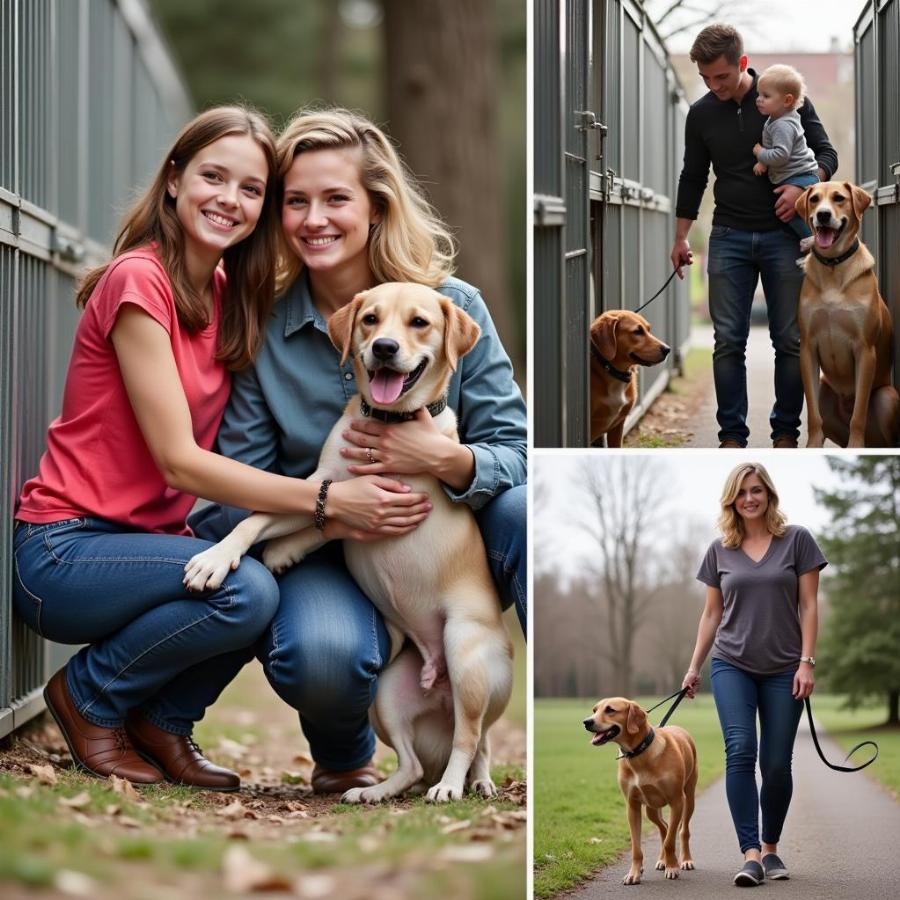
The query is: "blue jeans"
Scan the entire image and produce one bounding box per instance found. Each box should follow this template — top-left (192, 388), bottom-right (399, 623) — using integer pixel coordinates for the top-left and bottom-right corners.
top-left (707, 225), bottom-right (805, 445)
top-left (775, 172), bottom-right (819, 241)
top-left (710, 658), bottom-right (804, 853)
top-left (12, 517), bottom-right (280, 734)
top-left (189, 483), bottom-right (527, 770)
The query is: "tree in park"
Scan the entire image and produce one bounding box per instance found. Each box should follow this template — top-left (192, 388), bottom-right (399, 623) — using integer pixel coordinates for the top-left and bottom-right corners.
top-left (814, 456), bottom-right (900, 726)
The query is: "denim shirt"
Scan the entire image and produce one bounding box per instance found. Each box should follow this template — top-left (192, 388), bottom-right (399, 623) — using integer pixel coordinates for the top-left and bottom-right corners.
top-left (214, 272), bottom-right (526, 510)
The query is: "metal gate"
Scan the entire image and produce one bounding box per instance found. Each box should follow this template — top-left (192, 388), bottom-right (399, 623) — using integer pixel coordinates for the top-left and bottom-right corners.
top-left (0, 0), bottom-right (190, 738)
top-left (534, 0), bottom-right (689, 447)
top-left (855, 0), bottom-right (900, 373)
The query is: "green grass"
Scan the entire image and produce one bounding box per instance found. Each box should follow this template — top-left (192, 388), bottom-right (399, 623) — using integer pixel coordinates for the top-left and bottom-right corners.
top-left (804, 695), bottom-right (900, 798)
top-left (533, 696), bottom-right (725, 899)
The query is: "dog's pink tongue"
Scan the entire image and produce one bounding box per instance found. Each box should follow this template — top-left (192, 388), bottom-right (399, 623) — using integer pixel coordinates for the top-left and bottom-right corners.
top-left (370, 369), bottom-right (405, 405)
top-left (816, 228), bottom-right (836, 249)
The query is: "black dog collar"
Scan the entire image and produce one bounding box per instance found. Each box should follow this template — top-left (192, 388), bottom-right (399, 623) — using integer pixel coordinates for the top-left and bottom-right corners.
top-left (359, 395), bottom-right (448, 424)
top-left (617, 728), bottom-right (655, 760)
top-left (812, 238), bottom-right (860, 267)
top-left (591, 344), bottom-right (632, 384)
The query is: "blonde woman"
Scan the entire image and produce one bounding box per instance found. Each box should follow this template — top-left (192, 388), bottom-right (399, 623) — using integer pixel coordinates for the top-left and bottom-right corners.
top-left (681, 463), bottom-right (826, 886)
top-left (190, 108), bottom-right (526, 794)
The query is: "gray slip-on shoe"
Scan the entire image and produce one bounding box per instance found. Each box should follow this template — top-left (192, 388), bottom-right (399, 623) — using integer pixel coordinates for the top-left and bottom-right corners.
top-left (733, 860), bottom-right (765, 886)
top-left (762, 853), bottom-right (789, 880)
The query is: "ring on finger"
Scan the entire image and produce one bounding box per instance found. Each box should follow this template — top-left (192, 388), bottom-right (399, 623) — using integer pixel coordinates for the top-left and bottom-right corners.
top-left (366, 446), bottom-right (377, 464)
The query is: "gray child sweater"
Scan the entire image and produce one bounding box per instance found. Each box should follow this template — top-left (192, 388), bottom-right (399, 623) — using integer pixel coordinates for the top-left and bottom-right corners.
top-left (757, 110), bottom-right (819, 184)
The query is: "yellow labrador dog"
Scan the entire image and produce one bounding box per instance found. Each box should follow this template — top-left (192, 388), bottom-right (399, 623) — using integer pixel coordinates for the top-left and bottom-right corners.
top-left (184, 282), bottom-right (513, 804)
top-left (584, 698), bottom-right (697, 885)
top-left (590, 310), bottom-right (671, 446)
top-left (795, 181), bottom-right (899, 447)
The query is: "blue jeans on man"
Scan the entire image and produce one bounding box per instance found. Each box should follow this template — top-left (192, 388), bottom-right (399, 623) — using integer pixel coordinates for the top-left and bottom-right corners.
top-left (707, 224), bottom-right (806, 445)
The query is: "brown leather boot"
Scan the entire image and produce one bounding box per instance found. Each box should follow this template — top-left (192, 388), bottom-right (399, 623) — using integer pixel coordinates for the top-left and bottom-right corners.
top-left (772, 435), bottom-right (798, 448)
top-left (311, 760), bottom-right (381, 794)
top-left (43, 667), bottom-right (164, 784)
top-left (125, 710), bottom-right (239, 792)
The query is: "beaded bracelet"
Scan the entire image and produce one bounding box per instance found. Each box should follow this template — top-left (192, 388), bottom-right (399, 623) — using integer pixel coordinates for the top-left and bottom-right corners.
top-left (314, 479), bottom-right (332, 531)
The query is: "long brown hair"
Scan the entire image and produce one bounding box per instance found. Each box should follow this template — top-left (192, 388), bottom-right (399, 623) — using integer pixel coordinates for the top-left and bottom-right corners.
top-left (76, 106), bottom-right (279, 370)
top-left (275, 107), bottom-right (456, 294)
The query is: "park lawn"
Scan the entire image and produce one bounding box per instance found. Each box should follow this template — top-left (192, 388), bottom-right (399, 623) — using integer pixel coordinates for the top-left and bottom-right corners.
top-left (533, 696), bottom-right (725, 899)
top-left (804, 694), bottom-right (900, 800)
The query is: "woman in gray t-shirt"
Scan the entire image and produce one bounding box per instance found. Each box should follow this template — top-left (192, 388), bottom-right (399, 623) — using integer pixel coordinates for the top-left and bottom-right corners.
top-left (682, 462), bottom-right (826, 887)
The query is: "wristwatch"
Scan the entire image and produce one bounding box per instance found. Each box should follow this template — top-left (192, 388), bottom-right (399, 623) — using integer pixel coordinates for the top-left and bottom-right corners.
top-left (799, 656), bottom-right (816, 666)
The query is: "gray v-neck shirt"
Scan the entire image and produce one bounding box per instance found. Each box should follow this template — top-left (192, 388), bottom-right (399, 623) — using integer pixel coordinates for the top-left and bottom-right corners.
top-left (696, 524), bottom-right (827, 675)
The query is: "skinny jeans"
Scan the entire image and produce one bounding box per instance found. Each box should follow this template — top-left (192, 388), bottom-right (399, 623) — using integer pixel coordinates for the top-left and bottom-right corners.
top-left (710, 657), bottom-right (804, 853)
top-left (12, 517), bottom-right (280, 734)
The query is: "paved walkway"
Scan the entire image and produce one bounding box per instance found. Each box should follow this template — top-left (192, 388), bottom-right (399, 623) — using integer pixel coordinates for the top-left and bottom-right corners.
top-left (568, 715), bottom-right (899, 899)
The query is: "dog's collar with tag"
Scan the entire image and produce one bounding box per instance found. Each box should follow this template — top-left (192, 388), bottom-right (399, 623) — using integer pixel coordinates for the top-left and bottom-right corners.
top-left (591, 344), bottom-right (632, 384)
top-left (359, 395), bottom-right (448, 424)
top-left (617, 727), bottom-right (655, 760)
top-left (811, 238), bottom-right (860, 267)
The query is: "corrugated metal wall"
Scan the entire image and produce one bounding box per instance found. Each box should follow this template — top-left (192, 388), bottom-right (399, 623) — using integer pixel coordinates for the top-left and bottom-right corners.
top-left (855, 0), bottom-right (900, 374)
top-left (0, 0), bottom-right (190, 739)
top-left (534, 0), bottom-right (690, 447)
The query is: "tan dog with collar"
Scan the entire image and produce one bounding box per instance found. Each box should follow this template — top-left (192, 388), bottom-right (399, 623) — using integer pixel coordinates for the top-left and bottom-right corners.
top-left (590, 310), bottom-right (671, 446)
top-left (795, 181), bottom-right (899, 447)
top-left (184, 282), bottom-right (513, 804)
top-left (584, 697), bottom-right (697, 884)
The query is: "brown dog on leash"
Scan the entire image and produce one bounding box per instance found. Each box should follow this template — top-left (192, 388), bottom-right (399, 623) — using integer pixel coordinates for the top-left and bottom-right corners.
top-left (584, 697), bottom-right (697, 885)
top-left (795, 181), bottom-right (899, 447)
top-left (590, 310), bottom-right (671, 446)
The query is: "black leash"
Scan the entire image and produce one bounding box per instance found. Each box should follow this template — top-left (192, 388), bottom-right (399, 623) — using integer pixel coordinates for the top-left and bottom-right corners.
top-left (634, 267), bottom-right (679, 315)
top-left (644, 687), bottom-right (690, 727)
top-left (804, 697), bottom-right (878, 772)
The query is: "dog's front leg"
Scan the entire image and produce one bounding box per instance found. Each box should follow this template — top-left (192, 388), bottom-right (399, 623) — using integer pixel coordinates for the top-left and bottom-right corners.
top-left (184, 512), bottom-right (311, 591)
top-left (799, 342), bottom-right (825, 447)
top-left (848, 346), bottom-right (877, 447)
top-left (623, 798), bottom-right (644, 885)
top-left (661, 794), bottom-right (684, 879)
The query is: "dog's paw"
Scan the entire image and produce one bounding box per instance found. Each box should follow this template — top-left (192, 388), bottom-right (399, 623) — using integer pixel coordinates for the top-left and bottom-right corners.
top-left (665, 867), bottom-right (679, 880)
top-left (680, 859), bottom-right (695, 871)
top-left (655, 860), bottom-right (665, 871)
top-left (262, 541), bottom-right (303, 575)
top-left (182, 546), bottom-right (240, 592)
top-left (341, 786), bottom-right (380, 804)
top-left (623, 869), bottom-right (642, 885)
top-left (426, 781), bottom-right (464, 803)
top-left (469, 778), bottom-right (498, 799)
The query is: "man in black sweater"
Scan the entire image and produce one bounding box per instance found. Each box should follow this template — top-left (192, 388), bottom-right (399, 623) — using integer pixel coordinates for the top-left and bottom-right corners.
top-left (670, 24), bottom-right (837, 448)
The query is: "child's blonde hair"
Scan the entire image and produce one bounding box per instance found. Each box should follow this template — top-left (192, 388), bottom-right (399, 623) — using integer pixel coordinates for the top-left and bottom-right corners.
top-left (758, 64), bottom-right (807, 111)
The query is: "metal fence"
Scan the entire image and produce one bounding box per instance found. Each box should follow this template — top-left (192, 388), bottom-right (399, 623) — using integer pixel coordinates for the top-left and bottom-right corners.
top-left (855, 0), bottom-right (900, 373)
top-left (0, 0), bottom-right (190, 739)
top-left (534, 0), bottom-right (690, 447)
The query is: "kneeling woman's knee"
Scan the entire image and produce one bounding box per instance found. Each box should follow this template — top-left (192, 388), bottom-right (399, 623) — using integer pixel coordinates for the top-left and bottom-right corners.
top-left (223, 558), bottom-right (280, 635)
top-left (265, 625), bottom-right (383, 717)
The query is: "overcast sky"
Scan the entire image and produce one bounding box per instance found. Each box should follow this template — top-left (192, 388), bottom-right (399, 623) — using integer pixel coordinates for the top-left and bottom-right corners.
top-left (533, 452), bottom-right (851, 578)
top-left (658, 0), bottom-right (867, 55)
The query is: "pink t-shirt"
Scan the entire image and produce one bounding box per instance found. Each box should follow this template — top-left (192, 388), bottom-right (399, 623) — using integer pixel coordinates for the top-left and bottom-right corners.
top-left (17, 247), bottom-right (231, 535)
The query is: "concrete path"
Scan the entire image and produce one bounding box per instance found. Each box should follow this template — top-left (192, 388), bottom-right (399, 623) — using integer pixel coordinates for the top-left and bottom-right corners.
top-left (568, 715), bottom-right (899, 899)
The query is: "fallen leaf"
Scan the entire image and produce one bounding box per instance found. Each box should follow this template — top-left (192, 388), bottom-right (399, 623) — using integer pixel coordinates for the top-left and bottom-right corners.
top-left (292, 753), bottom-right (313, 766)
top-left (216, 799), bottom-right (248, 820)
top-left (15, 786), bottom-right (35, 799)
top-left (118, 816), bottom-right (142, 829)
top-left (216, 737), bottom-right (249, 758)
top-left (294, 873), bottom-right (337, 898)
top-left (437, 844), bottom-right (495, 863)
top-left (589, 837), bottom-right (604, 844)
top-left (27, 763), bottom-right (57, 785)
top-left (54, 869), bottom-right (98, 896)
top-left (108, 774), bottom-right (141, 802)
top-left (105, 804), bottom-right (121, 816)
top-left (299, 830), bottom-right (339, 843)
top-left (222, 845), bottom-right (293, 893)
top-left (59, 792), bottom-right (92, 809)
top-left (440, 819), bottom-right (471, 834)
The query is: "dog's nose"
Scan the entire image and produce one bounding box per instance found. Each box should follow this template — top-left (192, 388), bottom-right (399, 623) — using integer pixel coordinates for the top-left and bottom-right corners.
top-left (661, 345), bottom-right (671, 358)
top-left (583, 718), bottom-right (594, 731)
top-left (816, 209), bottom-right (831, 223)
top-left (372, 338), bottom-right (400, 361)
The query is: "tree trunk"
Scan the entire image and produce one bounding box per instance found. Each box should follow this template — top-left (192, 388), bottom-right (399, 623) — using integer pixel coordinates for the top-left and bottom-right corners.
top-left (317, 0), bottom-right (343, 102)
top-left (888, 690), bottom-right (899, 726)
top-left (382, 0), bottom-right (512, 354)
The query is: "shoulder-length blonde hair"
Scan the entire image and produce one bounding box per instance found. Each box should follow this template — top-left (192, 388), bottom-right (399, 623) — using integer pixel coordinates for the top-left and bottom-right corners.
top-left (76, 105), bottom-right (279, 370)
top-left (717, 462), bottom-right (787, 548)
top-left (275, 107), bottom-right (456, 292)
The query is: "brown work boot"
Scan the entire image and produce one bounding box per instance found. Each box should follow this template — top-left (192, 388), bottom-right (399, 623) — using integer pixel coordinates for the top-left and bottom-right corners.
top-left (125, 710), bottom-right (239, 792)
top-left (43, 667), bottom-right (163, 784)
top-left (719, 439), bottom-right (743, 448)
top-left (311, 760), bottom-right (382, 794)
top-left (772, 435), bottom-right (798, 448)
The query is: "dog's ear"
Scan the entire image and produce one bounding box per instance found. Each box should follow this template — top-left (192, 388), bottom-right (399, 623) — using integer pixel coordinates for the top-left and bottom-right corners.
top-left (591, 315), bottom-right (618, 360)
top-left (328, 292), bottom-right (367, 363)
top-left (794, 185), bottom-right (814, 224)
top-left (440, 298), bottom-right (481, 372)
top-left (625, 702), bottom-right (647, 736)
top-left (847, 182), bottom-right (871, 221)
